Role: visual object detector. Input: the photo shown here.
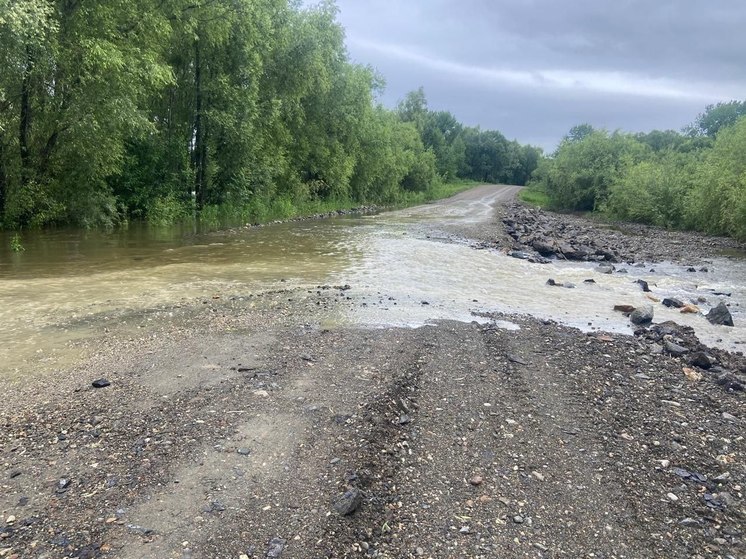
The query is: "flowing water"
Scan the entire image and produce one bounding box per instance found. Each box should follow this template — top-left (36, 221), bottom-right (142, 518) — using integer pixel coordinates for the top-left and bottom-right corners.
top-left (1, 185), bottom-right (744, 377)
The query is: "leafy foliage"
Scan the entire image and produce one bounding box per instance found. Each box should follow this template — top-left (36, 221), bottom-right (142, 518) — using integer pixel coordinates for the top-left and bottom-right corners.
top-left (530, 108), bottom-right (746, 242)
top-left (0, 1), bottom-right (539, 229)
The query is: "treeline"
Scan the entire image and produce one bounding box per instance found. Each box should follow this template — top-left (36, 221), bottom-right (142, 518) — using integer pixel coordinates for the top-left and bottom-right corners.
top-left (529, 101), bottom-right (746, 241)
top-left (0, 1), bottom-right (540, 229)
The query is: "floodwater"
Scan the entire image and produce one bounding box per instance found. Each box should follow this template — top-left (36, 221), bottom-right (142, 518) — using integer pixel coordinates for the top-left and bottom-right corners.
top-left (1, 185), bottom-right (744, 376)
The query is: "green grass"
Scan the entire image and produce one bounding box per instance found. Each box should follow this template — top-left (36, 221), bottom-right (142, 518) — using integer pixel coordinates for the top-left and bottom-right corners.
top-left (518, 187), bottom-right (550, 208)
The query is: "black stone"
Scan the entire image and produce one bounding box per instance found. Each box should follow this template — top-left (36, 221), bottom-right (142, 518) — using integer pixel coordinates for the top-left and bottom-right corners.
top-left (333, 487), bottom-right (363, 516)
top-left (706, 302), bottom-right (734, 327)
top-left (662, 298), bottom-right (684, 309)
top-left (91, 378), bottom-right (111, 388)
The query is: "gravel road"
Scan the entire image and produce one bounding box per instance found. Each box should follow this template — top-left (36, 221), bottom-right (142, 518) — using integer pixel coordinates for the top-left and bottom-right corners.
top-left (1, 187), bottom-right (744, 559)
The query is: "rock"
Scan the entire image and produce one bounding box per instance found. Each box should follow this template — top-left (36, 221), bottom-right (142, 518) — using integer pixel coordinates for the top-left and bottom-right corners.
top-left (469, 475), bottom-right (483, 486)
top-left (597, 264), bottom-right (614, 274)
top-left (722, 412), bottom-right (738, 422)
top-left (237, 448), bottom-right (251, 456)
top-left (508, 250), bottom-right (531, 260)
top-left (614, 305), bottom-right (636, 314)
top-left (532, 239), bottom-right (555, 256)
top-left (266, 537), bottom-right (286, 558)
top-left (630, 306), bottom-right (654, 325)
top-left (635, 279), bottom-right (651, 292)
top-left (680, 304), bottom-right (699, 314)
top-left (513, 515), bottom-right (524, 524)
top-left (664, 341), bottom-right (689, 357)
top-left (91, 378), bottom-right (111, 388)
top-left (687, 267), bottom-right (697, 272)
top-left (706, 302), bottom-right (734, 327)
top-left (689, 352), bottom-right (713, 369)
top-left (662, 298), bottom-right (684, 308)
top-left (683, 367), bottom-right (702, 382)
top-left (680, 518), bottom-right (701, 527)
top-left (667, 492), bottom-right (679, 501)
top-left (563, 282), bottom-right (576, 289)
top-left (333, 488), bottom-right (362, 516)
top-left (717, 372), bottom-right (745, 392)
top-left (546, 279), bottom-right (558, 286)
top-left (583, 279), bottom-right (596, 284)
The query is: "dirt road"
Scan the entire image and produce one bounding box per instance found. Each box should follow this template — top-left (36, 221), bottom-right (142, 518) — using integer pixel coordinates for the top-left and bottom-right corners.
top-left (1, 186), bottom-right (744, 559)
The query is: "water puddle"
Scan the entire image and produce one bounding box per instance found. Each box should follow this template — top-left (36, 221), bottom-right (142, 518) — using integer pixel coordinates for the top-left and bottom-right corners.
top-left (1, 186), bottom-right (744, 377)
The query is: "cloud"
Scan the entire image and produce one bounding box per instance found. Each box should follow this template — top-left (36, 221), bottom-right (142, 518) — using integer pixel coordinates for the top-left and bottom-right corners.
top-left (350, 38), bottom-right (740, 102)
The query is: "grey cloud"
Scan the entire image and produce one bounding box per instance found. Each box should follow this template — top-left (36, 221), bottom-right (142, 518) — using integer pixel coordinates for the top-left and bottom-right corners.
top-left (331, 0), bottom-right (746, 149)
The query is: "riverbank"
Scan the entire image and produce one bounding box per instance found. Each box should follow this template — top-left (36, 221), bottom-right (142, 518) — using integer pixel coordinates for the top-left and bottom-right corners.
top-left (1, 186), bottom-right (744, 559)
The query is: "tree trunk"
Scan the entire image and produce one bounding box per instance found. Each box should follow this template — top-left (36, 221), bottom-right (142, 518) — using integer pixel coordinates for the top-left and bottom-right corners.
top-left (0, 134), bottom-right (6, 219)
top-left (19, 45), bottom-right (32, 187)
top-left (193, 37), bottom-right (207, 209)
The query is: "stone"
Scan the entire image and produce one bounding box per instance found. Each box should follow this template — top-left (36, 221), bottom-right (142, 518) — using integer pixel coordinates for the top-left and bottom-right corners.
top-left (614, 305), bottom-right (636, 314)
top-left (689, 352), bottom-right (713, 369)
top-left (635, 279), bottom-right (651, 292)
top-left (333, 488), bottom-right (362, 516)
top-left (706, 302), bottom-right (734, 327)
top-left (513, 515), bottom-right (524, 524)
top-left (680, 304), bottom-right (699, 314)
top-left (597, 264), bottom-right (614, 274)
top-left (662, 298), bottom-right (684, 309)
top-left (469, 475), bottom-right (483, 486)
top-left (266, 537), bottom-right (286, 558)
top-left (664, 340), bottom-right (689, 357)
top-left (630, 306), bottom-right (654, 325)
top-left (532, 239), bottom-right (555, 256)
top-left (91, 378), bottom-right (111, 388)
top-left (508, 250), bottom-right (531, 260)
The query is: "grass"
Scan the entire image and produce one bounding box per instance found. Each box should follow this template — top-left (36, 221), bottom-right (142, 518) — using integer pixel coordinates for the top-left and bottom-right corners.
top-left (518, 187), bottom-right (551, 208)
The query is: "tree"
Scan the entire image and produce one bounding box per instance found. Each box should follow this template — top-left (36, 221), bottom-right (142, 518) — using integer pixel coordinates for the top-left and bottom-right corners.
top-left (686, 100), bottom-right (746, 138)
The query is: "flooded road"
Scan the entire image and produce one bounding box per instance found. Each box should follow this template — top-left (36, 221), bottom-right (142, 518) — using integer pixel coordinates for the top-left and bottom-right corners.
top-left (1, 185), bottom-right (744, 376)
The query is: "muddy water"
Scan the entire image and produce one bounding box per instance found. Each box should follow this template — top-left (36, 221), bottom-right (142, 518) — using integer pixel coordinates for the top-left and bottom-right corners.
top-left (1, 186), bottom-right (744, 376)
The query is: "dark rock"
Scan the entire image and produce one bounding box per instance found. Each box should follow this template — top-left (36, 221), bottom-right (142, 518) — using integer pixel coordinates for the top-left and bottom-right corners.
top-left (532, 239), bottom-right (555, 256)
top-left (508, 250), bottom-right (531, 260)
top-left (546, 279), bottom-right (558, 286)
top-left (630, 306), bottom-right (654, 325)
top-left (91, 378), bottom-right (111, 388)
top-left (266, 537), bottom-right (287, 558)
top-left (687, 267), bottom-right (697, 272)
top-left (333, 488), bottom-right (362, 516)
top-left (597, 264), bottom-right (614, 274)
top-left (237, 448), bottom-right (251, 456)
top-left (662, 298), bottom-right (684, 309)
top-left (664, 340), bottom-right (689, 357)
top-left (583, 279), bottom-right (596, 284)
top-left (635, 279), bottom-right (651, 292)
top-left (689, 352), bottom-right (713, 369)
top-left (699, 267), bottom-right (708, 272)
top-left (706, 302), bottom-right (734, 327)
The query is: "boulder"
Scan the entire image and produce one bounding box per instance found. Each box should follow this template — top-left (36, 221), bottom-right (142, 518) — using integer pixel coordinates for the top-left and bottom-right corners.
top-left (706, 302), bottom-right (734, 327)
top-left (630, 305), bottom-right (654, 325)
top-left (662, 298), bottom-right (684, 308)
top-left (532, 239), bottom-right (555, 257)
top-left (597, 264), bottom-right (615, 274)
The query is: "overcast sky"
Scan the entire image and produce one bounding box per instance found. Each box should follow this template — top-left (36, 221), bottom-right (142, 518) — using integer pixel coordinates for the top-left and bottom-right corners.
top-left (328, 0), bottom-right (746, 150)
